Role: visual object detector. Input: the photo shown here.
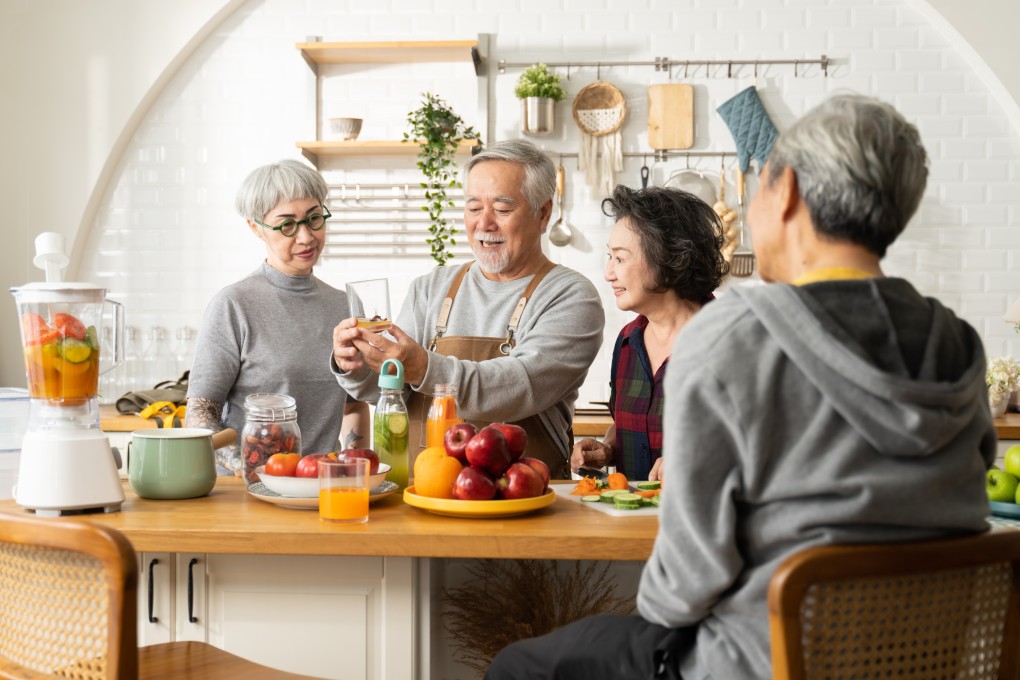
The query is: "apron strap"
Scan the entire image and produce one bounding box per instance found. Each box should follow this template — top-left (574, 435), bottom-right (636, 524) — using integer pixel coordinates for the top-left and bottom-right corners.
top-left (429, 261), bottom-right (474, 351)
top-left (500, 259), bottom-right (556, 355)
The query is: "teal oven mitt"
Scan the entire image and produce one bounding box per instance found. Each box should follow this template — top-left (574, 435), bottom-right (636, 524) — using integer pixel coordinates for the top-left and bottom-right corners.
top-left (717, 86), bottom-right (778, 174)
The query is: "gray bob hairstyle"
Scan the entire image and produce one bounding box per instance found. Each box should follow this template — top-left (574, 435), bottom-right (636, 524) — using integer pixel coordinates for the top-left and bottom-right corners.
top-left (462, 139), bottom-right (556, 215)
top-left (235, 159), bottom-right (328, 222)
top-left (763, 93), bottom-right (929, 257)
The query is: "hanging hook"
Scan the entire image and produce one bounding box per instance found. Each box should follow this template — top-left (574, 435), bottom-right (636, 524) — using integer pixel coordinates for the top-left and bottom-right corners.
top-left (727, 61), bottom-right (733, 78)
top-left (684, 61), bottom-right (690, 79)
top-left (597, 62), bottom-right (601, 80)
top-left (566, 63), bottom-right (571, 80)
top-left (794, 61), bottom-right (799, 78)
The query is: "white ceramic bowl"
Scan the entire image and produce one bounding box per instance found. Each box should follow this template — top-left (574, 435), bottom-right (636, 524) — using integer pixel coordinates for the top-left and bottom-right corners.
top-left (329, 117), bottom-right (362, 141)
top-left (256, 463), bottom-right (390, 498)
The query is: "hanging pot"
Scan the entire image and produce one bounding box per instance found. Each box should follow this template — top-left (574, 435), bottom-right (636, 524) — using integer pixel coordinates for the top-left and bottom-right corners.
top-left (521, 97), bottom-right (555, 137)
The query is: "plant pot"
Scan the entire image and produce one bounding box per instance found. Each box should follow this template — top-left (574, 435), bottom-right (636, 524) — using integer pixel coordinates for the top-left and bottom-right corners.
top-left (521, 97), bottom-right (555, 137)
top-left (991, 395), bottom-right (1009, 418)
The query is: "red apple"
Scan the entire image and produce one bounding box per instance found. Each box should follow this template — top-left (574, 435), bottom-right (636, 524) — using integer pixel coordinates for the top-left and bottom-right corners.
top-left (465, 425), bottom-right (512, 477)
top-left (339, 448), bottom-right (380, 474)
top-left (295, 453), bottom-right (326, 478)
top-left (443, 422), bottom-right (478, 465)
top-left (518, 456), bottom-right (550, 489)
top-left (496, 462), bottom-right (546, 500)
top-left (453, 466), bottom-right (497, 501)
top-left (489, 423), bottom-right (527, 461)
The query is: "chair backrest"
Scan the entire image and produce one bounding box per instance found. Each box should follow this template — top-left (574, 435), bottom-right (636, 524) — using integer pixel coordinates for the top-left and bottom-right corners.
top-left (768, 530), bottom-right (1020, 680)
top-left (0, 511), bottom-right (139, 680)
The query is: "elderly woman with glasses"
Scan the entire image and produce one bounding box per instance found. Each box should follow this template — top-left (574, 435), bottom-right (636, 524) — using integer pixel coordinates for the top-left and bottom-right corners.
top-left (186, 159), bottom-right (368, 476)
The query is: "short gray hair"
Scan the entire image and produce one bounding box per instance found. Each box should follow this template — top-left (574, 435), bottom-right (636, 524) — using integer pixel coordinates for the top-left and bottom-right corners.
top-left (235, 159), bottom-right (328, 222)
top-left (462, 139), bottom-right (556, 215)
top-left (764, 93), bottom-right (929, 257)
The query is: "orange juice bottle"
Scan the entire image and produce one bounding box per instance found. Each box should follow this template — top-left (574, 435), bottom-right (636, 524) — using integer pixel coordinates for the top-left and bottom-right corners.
top-left (319, 487), bottom-right (369, 522)
top-left (426, 384), bottom-right (462, 449)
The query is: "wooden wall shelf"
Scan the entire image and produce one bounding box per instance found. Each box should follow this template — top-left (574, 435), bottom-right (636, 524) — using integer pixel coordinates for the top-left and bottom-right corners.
top-left (297, 40), bottom-right (480, 72)
top-left (296, 139), bottom-right (479, 166)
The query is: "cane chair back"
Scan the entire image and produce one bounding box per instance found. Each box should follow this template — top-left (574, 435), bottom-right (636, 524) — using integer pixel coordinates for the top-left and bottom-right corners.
top-left (0, 511), bottom-right (137, 679)
top-left (768, 530), bottom-right (1020, 680)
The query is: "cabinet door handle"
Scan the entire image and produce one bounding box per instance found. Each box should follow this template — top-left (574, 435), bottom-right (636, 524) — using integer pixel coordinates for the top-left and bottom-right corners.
top-left (147, 558), bottom-right (159, 624)
top-left (187, 557), bottom-right (199, 623)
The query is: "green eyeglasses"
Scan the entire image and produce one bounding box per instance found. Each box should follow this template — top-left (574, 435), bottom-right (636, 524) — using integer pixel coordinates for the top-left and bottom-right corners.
top-left (254, 207), bottom-right (332, 237)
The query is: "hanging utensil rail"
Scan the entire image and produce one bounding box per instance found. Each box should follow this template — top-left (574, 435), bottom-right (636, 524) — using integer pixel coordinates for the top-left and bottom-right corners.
top-left (497, 55), bottom-right (829, 78)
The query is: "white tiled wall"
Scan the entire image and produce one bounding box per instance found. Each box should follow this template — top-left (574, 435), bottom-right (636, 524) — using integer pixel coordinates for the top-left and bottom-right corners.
top-left (77, 0), bottom-right (1020, 410)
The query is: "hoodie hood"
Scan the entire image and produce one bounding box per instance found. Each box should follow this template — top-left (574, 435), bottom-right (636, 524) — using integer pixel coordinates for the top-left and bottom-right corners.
top-left (731, 279), bottom-right (988, 458)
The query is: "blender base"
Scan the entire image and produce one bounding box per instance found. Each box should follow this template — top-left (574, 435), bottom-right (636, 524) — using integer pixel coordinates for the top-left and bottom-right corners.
top-left (14, 429), bottom-right (125, 515)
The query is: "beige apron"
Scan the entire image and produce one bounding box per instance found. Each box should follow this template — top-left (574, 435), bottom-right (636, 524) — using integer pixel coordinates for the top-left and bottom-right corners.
top-left (407, 260), bottom-right (572, 479)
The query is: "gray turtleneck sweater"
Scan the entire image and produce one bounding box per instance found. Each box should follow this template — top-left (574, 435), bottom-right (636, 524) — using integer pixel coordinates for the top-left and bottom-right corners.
top-left (188, 262), bottom-right (351, 454)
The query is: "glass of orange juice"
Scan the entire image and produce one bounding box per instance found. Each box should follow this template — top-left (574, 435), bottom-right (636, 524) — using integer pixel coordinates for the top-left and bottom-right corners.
top-left (319, 458), bottom-right (370, 524)
top-left (346, 279), bottom-right (392, 333)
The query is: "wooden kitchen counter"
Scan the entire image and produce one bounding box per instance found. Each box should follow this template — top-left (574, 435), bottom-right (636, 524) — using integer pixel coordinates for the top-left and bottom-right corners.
top-left (0, 479), bottom-right (656, 561)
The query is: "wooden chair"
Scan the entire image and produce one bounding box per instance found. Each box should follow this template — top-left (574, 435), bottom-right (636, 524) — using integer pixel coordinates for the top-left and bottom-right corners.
top-left (768, 530), bottom-right (1020, 680)
top-left (0, 511), bottom-right (320, 679)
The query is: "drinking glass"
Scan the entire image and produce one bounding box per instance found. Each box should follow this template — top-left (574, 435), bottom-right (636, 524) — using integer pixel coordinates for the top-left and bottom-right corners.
top-left (319, 458), bottom-right (370, 524)
top-left (346, 279), bottom-right (392, 332)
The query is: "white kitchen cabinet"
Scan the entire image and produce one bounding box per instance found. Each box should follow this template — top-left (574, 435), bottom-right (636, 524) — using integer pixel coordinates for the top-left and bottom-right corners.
top-left (137, 552), bottom-right (418, 680)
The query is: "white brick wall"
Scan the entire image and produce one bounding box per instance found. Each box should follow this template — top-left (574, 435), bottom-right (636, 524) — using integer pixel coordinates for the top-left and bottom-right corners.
top-left (76, 0), bottom-right (1020, 411)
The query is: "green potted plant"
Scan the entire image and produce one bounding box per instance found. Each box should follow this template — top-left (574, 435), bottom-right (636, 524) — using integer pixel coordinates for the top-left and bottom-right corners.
top-left (404, 92), bottom-right (481, 267)
top-left (515, 63), bottom-right (566, 137)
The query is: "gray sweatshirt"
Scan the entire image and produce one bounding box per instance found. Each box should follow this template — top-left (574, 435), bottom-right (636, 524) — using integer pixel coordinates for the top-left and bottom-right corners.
top-left (334, 263), bottom-right (605, 457)
top-left (638, 278), bottom-right (995, 680)
top-left (188, 262), bottom-right (352, 454)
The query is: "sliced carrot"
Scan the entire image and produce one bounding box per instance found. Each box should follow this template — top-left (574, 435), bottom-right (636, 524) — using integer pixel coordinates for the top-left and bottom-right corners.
top-left (635, 489), bottom-right (661, 499)
top-left (570, 476), bottom-right (600, 495)
top-left (606, 472), bottom-right (629, 490)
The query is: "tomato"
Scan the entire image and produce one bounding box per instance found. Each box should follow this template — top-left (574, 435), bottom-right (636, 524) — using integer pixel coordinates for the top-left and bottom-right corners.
top-left (21, 313), bottom-right (58, 346)
top-left (265, 452), bottom-right (301, 477)
top-left (53, 313), bottom-right (87, 341)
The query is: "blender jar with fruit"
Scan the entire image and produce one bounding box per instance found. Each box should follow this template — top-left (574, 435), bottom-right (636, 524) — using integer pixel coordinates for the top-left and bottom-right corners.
top-left (9, 232), bottom-right (125, 515)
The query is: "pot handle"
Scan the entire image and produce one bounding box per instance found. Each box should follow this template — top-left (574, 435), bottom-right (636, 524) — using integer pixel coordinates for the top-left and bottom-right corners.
top-left (211, 428), bottom-right (237, 450)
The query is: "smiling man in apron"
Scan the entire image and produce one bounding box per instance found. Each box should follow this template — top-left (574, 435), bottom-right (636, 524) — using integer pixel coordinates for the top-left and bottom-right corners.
top-left (331, 139), bottom-right (605, 478)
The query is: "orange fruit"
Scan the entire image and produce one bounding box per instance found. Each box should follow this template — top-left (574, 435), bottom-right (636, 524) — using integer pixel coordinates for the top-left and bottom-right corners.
top-left (414, 446), bottom-right (463, 499)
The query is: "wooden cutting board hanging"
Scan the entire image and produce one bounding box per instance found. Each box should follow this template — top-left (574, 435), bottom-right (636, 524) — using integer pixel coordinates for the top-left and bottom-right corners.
top-left (647, 84), bottom-right (693, 150)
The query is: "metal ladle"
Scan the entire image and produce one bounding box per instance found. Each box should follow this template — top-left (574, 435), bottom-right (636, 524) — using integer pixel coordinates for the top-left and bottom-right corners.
top-left (548, 162), bottom-right (572, 247)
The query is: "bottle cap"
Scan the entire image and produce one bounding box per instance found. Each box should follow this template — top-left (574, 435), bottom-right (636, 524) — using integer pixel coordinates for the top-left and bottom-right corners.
top-left (378, 358), bottom-right (404, 390)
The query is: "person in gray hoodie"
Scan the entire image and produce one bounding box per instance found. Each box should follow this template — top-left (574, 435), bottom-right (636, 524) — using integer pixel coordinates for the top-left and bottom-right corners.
top-left (484, 94), bottom-right (996, 680)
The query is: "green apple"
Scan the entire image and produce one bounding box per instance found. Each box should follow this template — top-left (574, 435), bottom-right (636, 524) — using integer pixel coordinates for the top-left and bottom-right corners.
top-left (1005, 445), bottom-right (1020, 478)
top-left (987, 469), bottom-right (1019, 503)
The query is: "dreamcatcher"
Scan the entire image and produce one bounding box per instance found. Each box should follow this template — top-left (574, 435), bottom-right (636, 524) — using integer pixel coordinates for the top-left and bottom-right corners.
top-left (572, 81), bottom-right (627, 197)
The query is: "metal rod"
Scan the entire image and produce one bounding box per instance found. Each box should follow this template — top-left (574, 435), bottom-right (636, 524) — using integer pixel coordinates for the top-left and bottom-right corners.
top-left (497, 55), bottom-right (829, 77)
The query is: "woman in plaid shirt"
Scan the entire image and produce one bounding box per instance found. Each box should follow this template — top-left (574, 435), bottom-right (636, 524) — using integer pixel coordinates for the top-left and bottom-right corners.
top-left (570, 185), bottom-right (728, 481)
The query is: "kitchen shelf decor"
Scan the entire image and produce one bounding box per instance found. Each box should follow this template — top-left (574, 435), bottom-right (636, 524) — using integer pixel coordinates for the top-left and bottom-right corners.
top-left (295, 37), bottom-right (487, 168)
top-left (515, 63), bottom-right (566, 137)
top-left (405, 92), bottom-right (482, 267)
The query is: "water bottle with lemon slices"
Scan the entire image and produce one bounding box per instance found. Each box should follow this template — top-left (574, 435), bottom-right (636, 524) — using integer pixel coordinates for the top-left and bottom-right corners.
top-left (373, 358), bottom-right (409, 489)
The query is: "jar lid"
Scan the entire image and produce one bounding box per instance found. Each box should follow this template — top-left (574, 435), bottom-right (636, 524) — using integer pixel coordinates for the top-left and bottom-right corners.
top-left (244, 393), bottom-right (297, 421)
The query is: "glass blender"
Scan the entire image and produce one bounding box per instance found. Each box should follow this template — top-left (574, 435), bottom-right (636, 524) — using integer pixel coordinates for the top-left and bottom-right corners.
top-left (10, 232), bottom-right (125, 515)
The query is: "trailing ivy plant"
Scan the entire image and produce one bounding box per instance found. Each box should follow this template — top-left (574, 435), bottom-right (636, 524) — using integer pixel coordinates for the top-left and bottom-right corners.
top-left (404, 93), bottom-right (481, 267)
top-left (514, 64), bottom-right (566, 101)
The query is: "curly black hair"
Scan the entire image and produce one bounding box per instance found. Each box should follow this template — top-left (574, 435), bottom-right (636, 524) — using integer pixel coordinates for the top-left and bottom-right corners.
top-left (602, 185), bottom-right (729, 302)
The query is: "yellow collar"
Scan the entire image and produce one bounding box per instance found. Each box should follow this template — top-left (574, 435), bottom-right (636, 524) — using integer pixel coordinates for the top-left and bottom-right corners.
top-left (793, 266), bottom-right (879, 286)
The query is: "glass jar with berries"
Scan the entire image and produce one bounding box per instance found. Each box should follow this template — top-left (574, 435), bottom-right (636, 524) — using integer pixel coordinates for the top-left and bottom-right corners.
top-left (241, 393), bottom-right (301, 485)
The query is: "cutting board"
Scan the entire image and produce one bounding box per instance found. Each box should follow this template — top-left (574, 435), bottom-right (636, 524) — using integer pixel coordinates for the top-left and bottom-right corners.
top-left (647, 84), bottom-right (694, 150)
top-left (552, 484), bottom-right (659, 517)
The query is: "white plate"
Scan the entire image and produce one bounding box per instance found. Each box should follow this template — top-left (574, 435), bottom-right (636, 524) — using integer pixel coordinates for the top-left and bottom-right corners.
top-left (551, 484), bottom-right (659, 517)
top-left (247, 480), bottom-right (399, 510)
top-left (256, 463), bottom-right (390, 498)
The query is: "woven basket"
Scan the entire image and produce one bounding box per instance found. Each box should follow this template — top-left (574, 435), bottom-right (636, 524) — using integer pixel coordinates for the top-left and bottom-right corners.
top-left (572, 81), bottom-right (627, 137)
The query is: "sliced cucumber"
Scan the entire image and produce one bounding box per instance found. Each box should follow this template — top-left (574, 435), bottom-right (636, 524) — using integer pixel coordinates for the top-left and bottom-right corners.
top-left (85, 325), bottom-right (99, 349)
top-left (614, 502), bottom-right (641, 511)
top-left (636, 480), bottom-right (661, 491)
top-left (650, 494), bottom-right (662, 507)
top-left (581, 494), bottom-right (602, 502)
top-left (387, 413), bottom-right (408, 436)
top-left (599, 489), bottom-right (628, 503)
top-left (61, 339), bottom-right (92, 364)
top-left (613, 492), bottom-right (642, 505)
